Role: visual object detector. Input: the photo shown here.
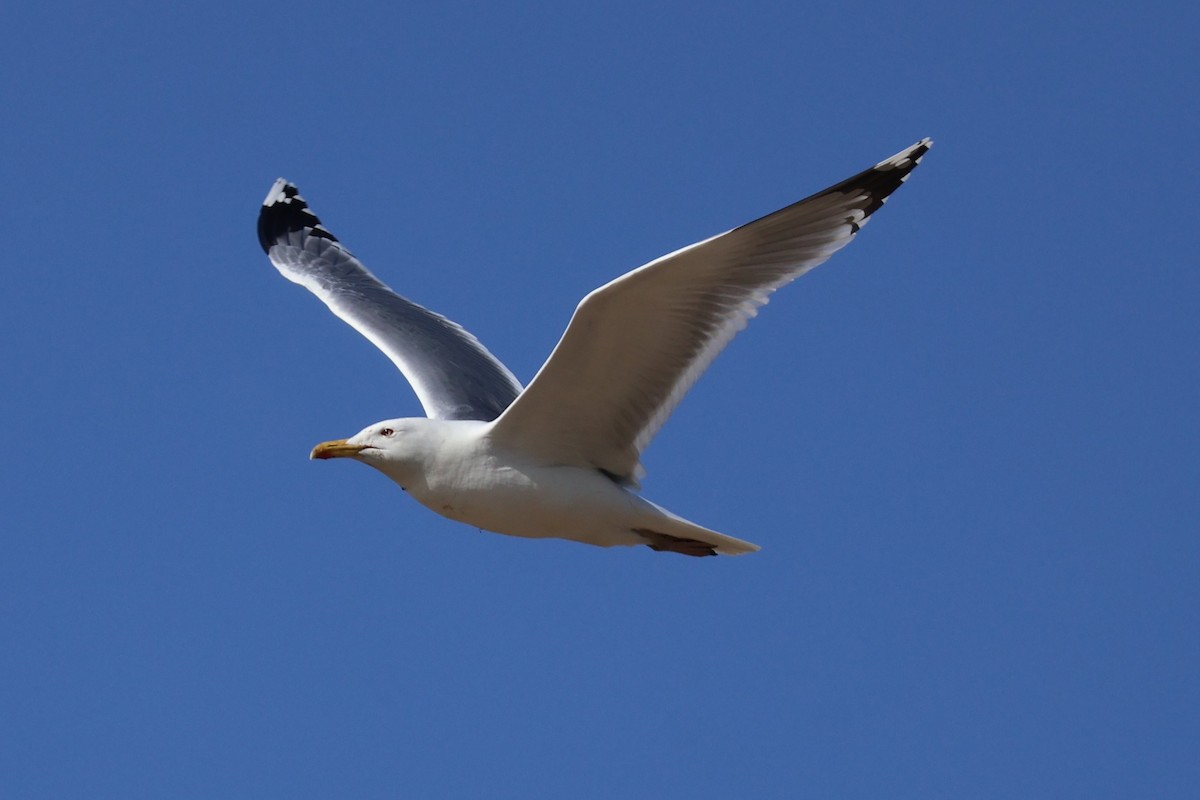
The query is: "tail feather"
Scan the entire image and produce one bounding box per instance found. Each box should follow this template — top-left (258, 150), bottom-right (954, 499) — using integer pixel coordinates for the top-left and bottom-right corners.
top-left (635, 502), bottom-right (761, 556)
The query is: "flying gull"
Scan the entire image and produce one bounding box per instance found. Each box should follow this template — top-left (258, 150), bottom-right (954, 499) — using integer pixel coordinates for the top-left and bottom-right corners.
top-left (257, 139), bottom-right (932, 556)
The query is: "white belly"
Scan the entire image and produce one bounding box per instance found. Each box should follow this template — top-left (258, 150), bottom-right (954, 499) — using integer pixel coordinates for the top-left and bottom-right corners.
top-left (409, 461), bottom-right (649, 549)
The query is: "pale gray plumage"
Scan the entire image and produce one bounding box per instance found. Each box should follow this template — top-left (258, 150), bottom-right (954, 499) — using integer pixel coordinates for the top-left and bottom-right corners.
top-left (490, 139), bottom-right (932, 486)
top-left (258, 179), bottom-right (522, 422)
top-left (257, 139), bottom-right (932, 556)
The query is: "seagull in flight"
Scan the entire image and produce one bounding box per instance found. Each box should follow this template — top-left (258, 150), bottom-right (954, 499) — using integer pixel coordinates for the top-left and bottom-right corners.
top-left (257, 139), bottom-right (932, 556)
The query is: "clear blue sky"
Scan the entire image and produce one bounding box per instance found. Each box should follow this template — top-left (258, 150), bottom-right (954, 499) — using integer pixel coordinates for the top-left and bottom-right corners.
top-left (2, 1), bottom-right (1196, 797)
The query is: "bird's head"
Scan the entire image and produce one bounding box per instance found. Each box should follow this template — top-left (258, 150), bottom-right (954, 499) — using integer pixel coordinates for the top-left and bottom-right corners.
top-left (309, 417), bottom-right (470, 491)
top-left (310, 418), bottom-right (426, 466)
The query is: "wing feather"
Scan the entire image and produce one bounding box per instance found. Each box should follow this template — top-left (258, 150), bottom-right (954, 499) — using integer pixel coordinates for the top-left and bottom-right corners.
top-left (257, 180), bottom-right (522, 421)
top-left (490, 139), bottom-right (932, 485)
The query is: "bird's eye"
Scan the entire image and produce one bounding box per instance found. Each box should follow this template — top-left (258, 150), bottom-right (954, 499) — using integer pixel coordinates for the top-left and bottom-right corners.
top-left (380, 428), bottom-right (394, 437)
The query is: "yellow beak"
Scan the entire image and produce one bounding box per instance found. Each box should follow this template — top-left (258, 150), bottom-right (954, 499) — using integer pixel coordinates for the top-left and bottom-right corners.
top-left (310, 439), bottom-right (369, 460)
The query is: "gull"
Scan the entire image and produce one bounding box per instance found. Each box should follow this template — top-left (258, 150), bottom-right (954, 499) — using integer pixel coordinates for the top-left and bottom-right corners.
top-left (257, 139), bottom-right (931, 556)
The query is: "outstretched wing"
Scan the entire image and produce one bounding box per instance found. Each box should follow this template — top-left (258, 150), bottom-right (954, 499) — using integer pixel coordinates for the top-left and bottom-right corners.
top-left (257, 180), bottom-right (522, 421)
top-left (489, 139), bottom-right (932, 485)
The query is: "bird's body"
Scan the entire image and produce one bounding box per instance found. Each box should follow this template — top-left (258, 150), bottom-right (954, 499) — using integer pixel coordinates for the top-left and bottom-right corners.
top-left (314, 417), bottom-right (757, 554)
top-left (259, 139), bottom-right (932, 556)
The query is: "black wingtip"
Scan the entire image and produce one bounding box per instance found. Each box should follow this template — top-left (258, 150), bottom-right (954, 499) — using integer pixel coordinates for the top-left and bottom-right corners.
top-left (830, 138), bottom-right (933, 231)
top-left (256, 178), bottom-right (340, 254)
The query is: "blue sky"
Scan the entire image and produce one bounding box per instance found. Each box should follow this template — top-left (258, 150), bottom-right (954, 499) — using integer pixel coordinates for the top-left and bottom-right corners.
top-left (2, 1), bottom-right (1197, 797)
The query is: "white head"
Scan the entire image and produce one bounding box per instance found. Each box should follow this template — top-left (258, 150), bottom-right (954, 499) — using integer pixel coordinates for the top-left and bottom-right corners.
top-left (310, 417), bottom-right (437, 488)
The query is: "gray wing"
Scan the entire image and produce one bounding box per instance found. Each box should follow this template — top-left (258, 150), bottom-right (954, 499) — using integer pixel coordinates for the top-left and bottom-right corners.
top-left (489, 139), bottom-right (932, 486)
top-left (257, 180), bottom-right (522, 421)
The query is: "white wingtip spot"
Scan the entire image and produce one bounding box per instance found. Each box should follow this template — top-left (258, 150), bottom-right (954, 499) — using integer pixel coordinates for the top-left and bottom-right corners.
top-left (263, 177), bottom-right (289, 207)
top-left (875, 138), bottom-right (934, 171)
